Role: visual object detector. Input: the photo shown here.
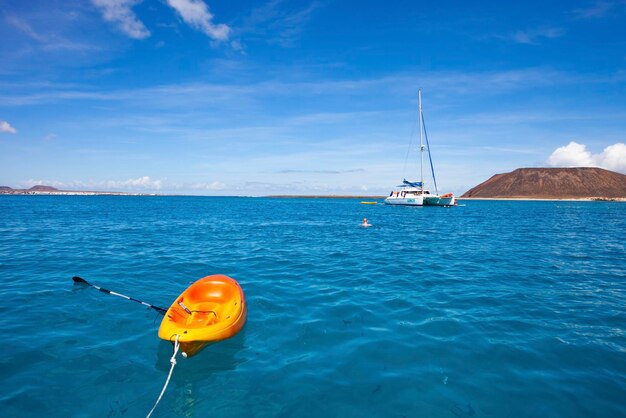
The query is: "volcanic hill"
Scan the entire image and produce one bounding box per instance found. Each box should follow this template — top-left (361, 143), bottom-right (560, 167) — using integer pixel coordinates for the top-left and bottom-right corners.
top-left (461, 167), bottom-right (626, 199)
top-left (28, 185), bottom-right (59, 192)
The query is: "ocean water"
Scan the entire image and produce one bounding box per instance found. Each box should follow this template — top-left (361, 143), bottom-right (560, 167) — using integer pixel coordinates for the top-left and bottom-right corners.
top-left (0, 196), bottom-right (624, 418)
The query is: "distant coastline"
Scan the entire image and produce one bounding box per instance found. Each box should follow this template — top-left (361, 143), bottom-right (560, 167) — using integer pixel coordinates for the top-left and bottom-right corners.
top-left (0, 191), bottom-right (154, 196)
top-left (267, 195), bottom-right (385, 199)
top-left (0, 185), bottom-right (154, 196)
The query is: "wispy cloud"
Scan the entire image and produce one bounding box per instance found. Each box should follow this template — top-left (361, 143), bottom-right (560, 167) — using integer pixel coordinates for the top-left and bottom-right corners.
top-left (479, 146), bottom-right (538, 155)
top-left (277, 168), bottom-right (365, 174)
top-left (236, 0), bottom-right (320, 47)
top-left (288, 111), bottom-right (384, 125)
top-left (451, 109), bottom-right (626, 126)
top-left (6, 15), bottom-right (95, 51)
top-left (92, 0), bottom-right (150, 39)
top-left (510, 26), bottom-right (564, 44)
top-left (0, 68), bottom-right (599, 107)
top-left (267, 2), bottom-right (319, 47)
top-left (166, 0), bottom-right (230, 40)
top-left (0, 120), bottom-right (17, 134)
top-left (571, 1), bottom-right (614, 19)
top-left (0, 89), bottom-right (114, 106)
top-left (6, 16), bottom-right (46, 42)
top-left (177, 181), bottom-right (226, 190)
top-left (547, 141), bottom-right (626, 173)
top-left (90, 0), bottom-right (229, 41)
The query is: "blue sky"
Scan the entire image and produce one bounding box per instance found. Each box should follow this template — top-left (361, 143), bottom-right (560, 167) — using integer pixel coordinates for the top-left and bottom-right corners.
top-left (1, 0), bottom-right (625, 195)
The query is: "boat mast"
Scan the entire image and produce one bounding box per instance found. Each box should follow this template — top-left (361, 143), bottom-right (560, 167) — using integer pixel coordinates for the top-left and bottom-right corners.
top-left (419, 89), bottom-right (424, 192)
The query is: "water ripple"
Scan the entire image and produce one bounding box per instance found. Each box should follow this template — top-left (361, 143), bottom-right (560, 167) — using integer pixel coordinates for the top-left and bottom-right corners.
top-left (0, 196), bottom-right (624, 417)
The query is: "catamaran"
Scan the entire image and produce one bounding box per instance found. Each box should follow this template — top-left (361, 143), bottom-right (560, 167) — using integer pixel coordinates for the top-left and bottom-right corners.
top-left (384, 89), bottom-right (455, 207)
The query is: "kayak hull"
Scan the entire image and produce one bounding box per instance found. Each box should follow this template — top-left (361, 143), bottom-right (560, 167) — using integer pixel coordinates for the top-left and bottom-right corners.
top-left (158, 275), bottom-right (247, 357)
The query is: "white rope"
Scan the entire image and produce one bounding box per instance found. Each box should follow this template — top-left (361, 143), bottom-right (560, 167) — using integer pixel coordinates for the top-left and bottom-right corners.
top-left (146, 335), bottom-right (180, 418)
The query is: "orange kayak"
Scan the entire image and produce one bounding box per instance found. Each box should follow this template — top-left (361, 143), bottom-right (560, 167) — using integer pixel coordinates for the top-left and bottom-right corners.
top-left (158, 275), bottom-right (247, 357)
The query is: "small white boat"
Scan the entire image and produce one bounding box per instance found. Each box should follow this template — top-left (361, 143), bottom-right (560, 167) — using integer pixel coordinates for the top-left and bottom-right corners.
top-left (384, 89), bottom-right (455, 207)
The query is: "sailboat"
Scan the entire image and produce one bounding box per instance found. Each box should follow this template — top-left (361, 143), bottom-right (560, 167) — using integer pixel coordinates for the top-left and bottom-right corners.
top-left (384, 89), bottom-right (455, 207)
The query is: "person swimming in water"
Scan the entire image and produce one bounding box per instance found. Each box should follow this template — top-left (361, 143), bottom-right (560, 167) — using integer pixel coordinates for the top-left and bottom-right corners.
top-left (361, 217), bottom-right (371, 227)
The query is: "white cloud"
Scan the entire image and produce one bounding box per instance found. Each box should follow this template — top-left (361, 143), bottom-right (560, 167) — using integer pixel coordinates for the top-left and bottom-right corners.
top-left (92, 0), bottom-right (150, 39)
top-left (44, 133), bottom-right (57, 141)
top-left (166, 0), bottom-right (230, 40)
top-left (547, 141), bottom-right (626, 173)
top-left (106, 176), bottom-right (162, 189)
top-left (0, 120), bottom-right (17, 134)
top-left (547, 141), bottom-right (594, 166)
top-left (597, 143), bottom-right (626, 173)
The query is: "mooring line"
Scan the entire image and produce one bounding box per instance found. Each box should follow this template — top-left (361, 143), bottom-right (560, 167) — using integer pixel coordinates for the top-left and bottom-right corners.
top-left (146, 335), bottom-right (180, 418)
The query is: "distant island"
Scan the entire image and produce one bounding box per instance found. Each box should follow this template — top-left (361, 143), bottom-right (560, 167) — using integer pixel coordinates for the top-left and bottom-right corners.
top-left (0, 185), bottom-right (151, 196)
top-left (461, 167), bottom-right (626, 201)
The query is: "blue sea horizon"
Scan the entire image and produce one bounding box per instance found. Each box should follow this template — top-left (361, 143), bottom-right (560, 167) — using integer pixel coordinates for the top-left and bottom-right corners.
top-left (0, 196), bottom-right (624, 417)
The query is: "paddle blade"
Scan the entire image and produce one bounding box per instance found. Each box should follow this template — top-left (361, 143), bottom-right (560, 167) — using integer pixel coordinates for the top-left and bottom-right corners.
top-left (72, 276), bottom-right (88, 284)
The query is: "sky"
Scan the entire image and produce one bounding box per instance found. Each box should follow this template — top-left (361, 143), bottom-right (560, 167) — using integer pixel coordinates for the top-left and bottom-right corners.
top-left (1, 0), bottom-right (625, 195)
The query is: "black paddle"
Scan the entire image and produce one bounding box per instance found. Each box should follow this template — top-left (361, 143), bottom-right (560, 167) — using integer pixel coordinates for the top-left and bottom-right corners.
top-left (72, 276), bottom-right (167, 315)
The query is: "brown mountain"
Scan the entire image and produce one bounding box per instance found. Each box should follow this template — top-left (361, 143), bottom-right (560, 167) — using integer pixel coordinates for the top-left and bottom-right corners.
top-left (28, 185), bottom-right (59, 192)
top-left (461, 167), bottom-right (626, 199)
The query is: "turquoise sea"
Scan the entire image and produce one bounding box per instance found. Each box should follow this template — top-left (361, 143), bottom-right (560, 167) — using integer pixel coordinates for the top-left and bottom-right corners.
top-left (0, 196), bottom-right (624, 417)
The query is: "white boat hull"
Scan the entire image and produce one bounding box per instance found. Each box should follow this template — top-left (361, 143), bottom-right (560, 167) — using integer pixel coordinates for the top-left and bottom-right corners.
top-left (384, 195), bottom-right (424, 206)
top-left (440, 196), bottom-right (455, 206)
top-left (423, 195), bottom-right (455, 206)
